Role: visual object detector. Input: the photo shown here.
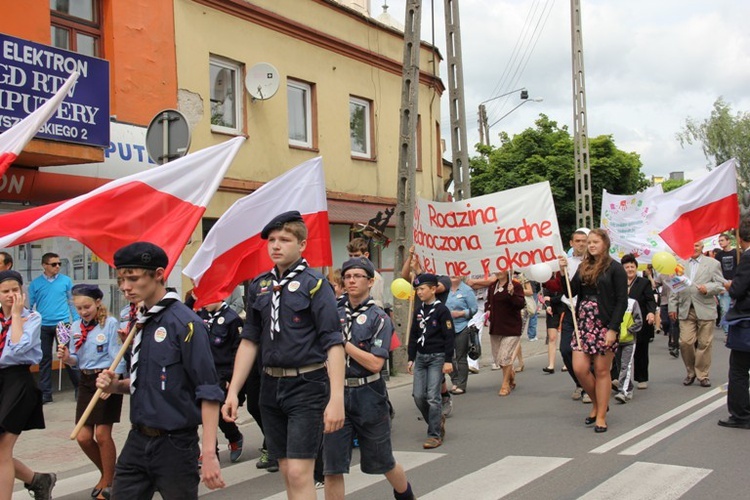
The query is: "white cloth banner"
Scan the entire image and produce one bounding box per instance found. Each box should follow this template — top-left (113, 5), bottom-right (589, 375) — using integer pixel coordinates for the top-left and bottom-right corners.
top-left (413, 181), bottom-right (564, 277)
top-left (600, 185), bottom-right (668, 263)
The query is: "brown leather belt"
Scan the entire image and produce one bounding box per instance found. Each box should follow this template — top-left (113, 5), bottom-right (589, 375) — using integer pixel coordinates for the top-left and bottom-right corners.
top-left (263, 362), bottom-right (326, 377)
top-left (132, 425), bottom-right (196, 437)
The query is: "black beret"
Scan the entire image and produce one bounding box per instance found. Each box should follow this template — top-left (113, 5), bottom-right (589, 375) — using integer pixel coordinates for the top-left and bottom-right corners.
top-left (342, 257), bottom-right (375, 278)
top-left (72, 284), bottom-right (104, 300)
top-left (114, 242), bottom-right (168, 270)
top-left (261, 211), bottom-right (304, 239)
top-left (0, 270), bottom-right (23, 286)
top-left (413, 273), bottom-right (438, 288)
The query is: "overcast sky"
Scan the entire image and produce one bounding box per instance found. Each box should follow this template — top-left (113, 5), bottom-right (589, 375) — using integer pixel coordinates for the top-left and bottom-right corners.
top-left (380, 0), bottom-right (750, 183)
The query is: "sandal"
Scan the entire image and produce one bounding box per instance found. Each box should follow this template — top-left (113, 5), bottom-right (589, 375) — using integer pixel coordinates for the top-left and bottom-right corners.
top-left (498, 385), bottom-right (511, 396)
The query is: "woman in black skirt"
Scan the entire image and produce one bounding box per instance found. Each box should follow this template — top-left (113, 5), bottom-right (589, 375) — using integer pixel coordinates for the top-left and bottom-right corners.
top-left (0, 270), bottom-right (57, 499)
top-left (59, 284), bottom-right (125, 500)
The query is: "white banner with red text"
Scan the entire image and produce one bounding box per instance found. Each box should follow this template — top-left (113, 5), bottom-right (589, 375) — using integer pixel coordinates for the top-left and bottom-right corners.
top-left (413, 181), bottom-right (565, 277)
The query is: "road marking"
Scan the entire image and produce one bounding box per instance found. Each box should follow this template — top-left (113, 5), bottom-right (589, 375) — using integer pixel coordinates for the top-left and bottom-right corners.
top-left (619, 397), bottom-right (726, 456)
top-left (590, 387), bottom-right (723, 454)
top-left (577, 462), bottom-right (711, 499)
top-left (420, 456), bottom-right (571, 500)
top-left (260, 450), bottom-right (445, 500)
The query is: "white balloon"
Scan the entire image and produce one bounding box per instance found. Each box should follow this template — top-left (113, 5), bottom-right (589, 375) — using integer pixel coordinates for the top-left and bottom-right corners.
top-left (526, 263), bottom-right (553, 283)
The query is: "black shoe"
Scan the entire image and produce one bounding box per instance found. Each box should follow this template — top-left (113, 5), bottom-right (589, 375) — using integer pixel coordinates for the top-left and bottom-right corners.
top-left (542, 367), bottom-right (555, 374)
top-left (683, 375), bottom-right (696, 386)
top-left (718, 417), bottom-right (750, 429)
top-left (669, 348), bottom-right (679, 359)
top-left (584, 416), bottom-right (596, 425)
top-left (25, 472), bottom-right (56, 500)
top-left (594, 425), bottom-right (608, 433)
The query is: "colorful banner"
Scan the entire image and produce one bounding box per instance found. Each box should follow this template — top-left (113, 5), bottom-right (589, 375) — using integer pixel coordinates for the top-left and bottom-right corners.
top-left (413, 181), bottom-right (564, 277)
top-left (600, 185), bottom-right (667, 262)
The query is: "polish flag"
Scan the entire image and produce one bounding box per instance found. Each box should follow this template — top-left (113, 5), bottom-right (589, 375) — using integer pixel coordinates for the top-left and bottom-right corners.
top-left (0, 72), bottom-right (80, 177)
top-left (184, 157), bottom-right (332, 309)
top-left (650, 159), bottom-right (739, 259)
top-left (0, 137), bottom-right (245, 276)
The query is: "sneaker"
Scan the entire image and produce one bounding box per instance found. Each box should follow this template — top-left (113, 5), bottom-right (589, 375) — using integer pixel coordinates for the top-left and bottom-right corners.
top-left (637, 382), bottom-right (648, 390)
top-left (315, 481), bottom-right (325, 489)
top-left (529, 338), bottom-right (538, 342)
top-left (491, 363), bottom-right (501, 370)
top-left (468, 366), bottom-right (480, 374)
top-left (256, 448), bottom-right (279, 472)
top-left (611, 379), bottom-right (621, 390)
top-left (669, 348), bottom-right (679, 358)
top-left (581, 392), bottom-right (592, 404)
top-left (441, 394), bottom-right (453, 417)
top-left (228, 436), bottom-right (244, 463)
top-left (571, 387), bottom-right (583, 400)
top-left (25, 472), bottom-right (56, 500)
top-left (614, 393), bottom-right (628, 404)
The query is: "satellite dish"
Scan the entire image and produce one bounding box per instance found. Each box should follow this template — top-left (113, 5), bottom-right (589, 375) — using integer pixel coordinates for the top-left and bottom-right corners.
top-left (245, 63), bottom-right (280, 100)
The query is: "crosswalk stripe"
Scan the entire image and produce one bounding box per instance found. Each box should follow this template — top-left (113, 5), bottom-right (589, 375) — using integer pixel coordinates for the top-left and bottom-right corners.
top-left (420, 456), bottom-right (571, 500)
top-left (590, 387), bottom-right (723, 454)
top-left (619, 397), bottom-right (726, 456)
top-left (577, 462), bottom-right (712, 499)
top-left (260, 450), bottom-right (445, 500)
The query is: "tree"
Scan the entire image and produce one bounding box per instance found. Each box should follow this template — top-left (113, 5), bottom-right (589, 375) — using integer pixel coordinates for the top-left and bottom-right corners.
top-left (677, 97), bottom-right (750, 213)
top-left (471, 114), bottom-right (649, 240)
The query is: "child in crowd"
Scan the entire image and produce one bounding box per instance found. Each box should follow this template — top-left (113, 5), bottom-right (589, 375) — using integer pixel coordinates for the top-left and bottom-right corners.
top-left (614, 298), bottom-right (642, 404)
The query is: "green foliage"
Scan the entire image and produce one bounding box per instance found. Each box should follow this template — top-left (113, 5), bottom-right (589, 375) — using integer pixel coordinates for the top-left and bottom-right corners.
top-left (660, 178), bottom-right (691, 192)
top-left (470, 114), bottom-right (649, 239)
top-left (677, 97), bottom-right (750, 212)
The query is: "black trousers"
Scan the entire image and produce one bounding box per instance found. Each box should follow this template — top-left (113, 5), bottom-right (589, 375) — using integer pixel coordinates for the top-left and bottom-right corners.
top-left (560, 313), bottom-right (580, 388)
top-left (634, 323), bottom-right (654, 382)
top-left (727, 349), bottom-right (750, 421)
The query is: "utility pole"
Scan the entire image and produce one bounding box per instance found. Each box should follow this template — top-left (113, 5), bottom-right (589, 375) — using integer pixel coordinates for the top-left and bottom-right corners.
top-left (444, 0), bottom-right (470, 200)
top-left (571, 0), bottom-right (594, 229)
top-left (392, 0), bottom-right (422, 371)
top-left (478, 104), bottom-right (488, 146)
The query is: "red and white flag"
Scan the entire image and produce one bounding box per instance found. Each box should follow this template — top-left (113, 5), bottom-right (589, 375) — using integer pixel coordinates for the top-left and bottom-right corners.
top-left (649, 159), bottom-right (739, 259)
top-left (184, 156), bottom-right (332, 308)
top-left (0, 136), bottom-right (245, 276)
top-left (0, 72), bottom-right (80, 177)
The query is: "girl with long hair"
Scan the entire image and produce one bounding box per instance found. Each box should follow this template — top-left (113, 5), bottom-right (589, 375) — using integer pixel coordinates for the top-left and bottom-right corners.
top-left (560, 229), bottom-right (628, 432)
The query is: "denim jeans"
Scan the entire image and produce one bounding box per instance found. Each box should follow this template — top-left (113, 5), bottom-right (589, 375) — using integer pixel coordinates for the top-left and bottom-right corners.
top-left (719, 292), bottom-right (732, 334)
top-left (450, 328), bottom-right (470, 390)
top-left (527, 309), bottom-right (538, 340)
top-left (412, 352), bottom-right (445, 439)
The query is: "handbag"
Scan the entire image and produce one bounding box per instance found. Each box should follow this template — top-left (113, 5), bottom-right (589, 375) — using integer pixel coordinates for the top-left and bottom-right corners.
top-left (467, 324), bottom-right (481, 360)
top-left (524, 295), bottom-right (538, 316)
top-left (727, 320), bottom-right (750, 352)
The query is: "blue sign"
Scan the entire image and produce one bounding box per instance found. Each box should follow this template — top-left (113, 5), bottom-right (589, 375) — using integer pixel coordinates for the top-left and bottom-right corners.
top-left (0, 33), bottom-right (110, 147)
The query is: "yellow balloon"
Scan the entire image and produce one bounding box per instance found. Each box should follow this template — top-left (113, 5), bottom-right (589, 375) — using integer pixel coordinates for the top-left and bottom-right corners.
top-left (652, 251), bottom-right (677, 275)
top-left (390, 278), bottom-right (413, 300)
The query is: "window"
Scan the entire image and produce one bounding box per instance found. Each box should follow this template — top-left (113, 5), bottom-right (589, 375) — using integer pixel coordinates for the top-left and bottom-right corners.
top-left (209, 56), bottom-right (243, 134)
top-left (349, 96), bottom-right (372, 159)
top-left (50, 0), bottom-right (101, 57)
top-left (287, 80), bottom-right (314, 148)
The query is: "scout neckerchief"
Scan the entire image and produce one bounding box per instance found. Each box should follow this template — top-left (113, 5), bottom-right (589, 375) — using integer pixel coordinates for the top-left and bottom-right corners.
top-left (343, 297), bottom-right (375, 367)
top-left (130, 289), bottom-right (180, 395)
top-left (75, 319), bottom-right (97, 351)
top-left (204, 302), bottom-right (228, 329)
top-left (417, 299), bottom-right (441, 346)
top-left (270, 259), bottom-right (308, 340)
top-left (0, 309), bottom-right (11, 358)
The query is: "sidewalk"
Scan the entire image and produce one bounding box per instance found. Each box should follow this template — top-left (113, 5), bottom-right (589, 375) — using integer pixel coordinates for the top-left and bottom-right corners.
top-left (13, 317), bottom-right (550, 487)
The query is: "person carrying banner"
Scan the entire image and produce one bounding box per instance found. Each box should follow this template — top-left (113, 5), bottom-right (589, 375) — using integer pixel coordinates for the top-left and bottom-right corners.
top-left (559, 229), bottom-right (628, 433)
top-left (95, 242), bottom-right (226, 498)
top-left (447, 276), bottom-right (478, 394)
top-left (58, 284), bottom-right (125, 500)
top-left (0, 270), bottom-right (56, 500)
top-left (222, 211), bottom-right (345, 499)
top-left (407, 273), bottom-right (454, 449)
top-left (486, 271), bottom-right (526, 396)
top-left (323, 257), bottom-right (415, 499)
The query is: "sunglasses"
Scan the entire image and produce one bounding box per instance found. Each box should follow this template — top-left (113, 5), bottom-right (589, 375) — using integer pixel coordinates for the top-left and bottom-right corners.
top-left (46, 262), bottom-right (62, 267)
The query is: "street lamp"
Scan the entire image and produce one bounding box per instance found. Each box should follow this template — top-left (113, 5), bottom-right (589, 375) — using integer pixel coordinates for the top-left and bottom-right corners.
top-left (478, 89), bottom-right (541, 146)
top-left (487, 97), bottom-right (544, 137)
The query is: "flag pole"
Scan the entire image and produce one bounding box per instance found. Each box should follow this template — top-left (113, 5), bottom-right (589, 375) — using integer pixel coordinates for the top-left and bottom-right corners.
top-left (562, 268), bottom-right (582, 350)
top-left (70, 323), bottom-right (137, 440)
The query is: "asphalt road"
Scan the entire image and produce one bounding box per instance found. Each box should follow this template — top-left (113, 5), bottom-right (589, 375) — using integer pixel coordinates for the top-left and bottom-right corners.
top-left (17, 328), bottom-right (745, 499)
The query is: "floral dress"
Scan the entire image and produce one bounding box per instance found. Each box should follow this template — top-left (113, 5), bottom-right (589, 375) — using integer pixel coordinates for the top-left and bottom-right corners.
top-left (573, 284), bottom-right (618, 355)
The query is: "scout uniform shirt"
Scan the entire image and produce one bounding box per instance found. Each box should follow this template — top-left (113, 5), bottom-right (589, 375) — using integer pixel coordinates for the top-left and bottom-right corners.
top-left (338, 298), bottom-right (393, 378)
top-left (242, 263), bottom-right (342, 369)
top-left (130, 301), bottom-right (223, 431)
top-left (407, 300), bottom-right (455, 363)
top-left (69, 316), bottom-right (126, 374)
top-left (197, 303), bottom-right (242, 380)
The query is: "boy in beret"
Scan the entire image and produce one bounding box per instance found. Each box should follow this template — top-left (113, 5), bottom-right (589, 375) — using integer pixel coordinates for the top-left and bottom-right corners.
top-left (407, 273), bottom-right (455, 449)
top-left (223, 211), bottom-right (345, 499)
top-left (96, 242), bottom-right (226, 498)
top-left (323, 257), bottom-right (415, 500)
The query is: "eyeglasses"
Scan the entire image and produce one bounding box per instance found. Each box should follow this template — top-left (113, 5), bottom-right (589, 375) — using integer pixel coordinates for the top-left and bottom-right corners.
top-left (343, 274), bottom-right (369, 281)
top-left (46, 262), bottom-right (62, 267)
